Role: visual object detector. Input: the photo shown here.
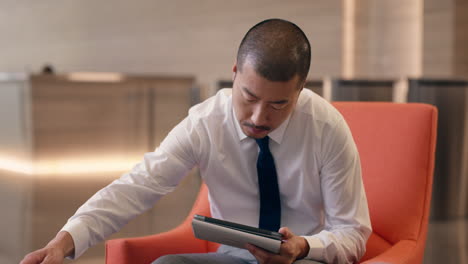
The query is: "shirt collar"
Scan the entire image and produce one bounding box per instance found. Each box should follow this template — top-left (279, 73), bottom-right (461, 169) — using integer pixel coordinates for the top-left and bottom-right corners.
top-left (268, 113), bottom-right (291, 144)
top-left (231, 98), bottom-right (292, 145)
top-left (232, 104), bottom-right (249, 141)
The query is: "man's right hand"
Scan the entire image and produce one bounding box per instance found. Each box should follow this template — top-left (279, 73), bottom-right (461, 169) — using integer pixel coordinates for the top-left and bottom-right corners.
top-left (20, 247), bottom-right (66, 264)
top-left (20, 231), bottom-right (75, 264)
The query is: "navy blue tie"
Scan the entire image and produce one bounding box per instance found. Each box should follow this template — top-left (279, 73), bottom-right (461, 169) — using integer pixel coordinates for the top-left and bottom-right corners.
top-left (256, 136), bottom-right (281, 231)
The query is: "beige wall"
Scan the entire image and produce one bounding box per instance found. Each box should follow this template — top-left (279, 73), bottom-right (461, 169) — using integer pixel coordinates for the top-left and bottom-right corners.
top-left (423, 0), bottom-right (456, 77)
top-left (344, 0), bottom-right (468, 79)
top-left (350, 0), bottom-right (422, 78)
top-left (0, 0), bottom-right (344, 97)
top-left (423, 0), bottom-right (468, 78)
top-left (1, 1), bottom-right (467, 87)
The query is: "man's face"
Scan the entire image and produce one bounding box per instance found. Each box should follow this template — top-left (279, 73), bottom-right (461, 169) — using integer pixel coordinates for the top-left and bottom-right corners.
top-left (232, 60), bottom-right (302, 139)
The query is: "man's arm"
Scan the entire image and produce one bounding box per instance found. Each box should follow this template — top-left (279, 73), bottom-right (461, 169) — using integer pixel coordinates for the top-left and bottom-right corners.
top-left (62, 116), bottom-right (202, 259)
top-left (306, 117), bottom-right (372, 263)
top-left (20, 231), bottom-right (74, 264)
top-left (20, 115), bottom-right (203, 262)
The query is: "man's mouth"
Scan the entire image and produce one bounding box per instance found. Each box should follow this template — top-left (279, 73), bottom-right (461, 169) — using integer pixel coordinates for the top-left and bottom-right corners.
top-left (242, 123), bottom-right (271, 136)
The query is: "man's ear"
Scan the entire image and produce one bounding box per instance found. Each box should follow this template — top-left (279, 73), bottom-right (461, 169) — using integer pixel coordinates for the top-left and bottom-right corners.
top-left (232, 63), bottom-right (237, 81)
top-left (298, 79), bottom-right (306, 91)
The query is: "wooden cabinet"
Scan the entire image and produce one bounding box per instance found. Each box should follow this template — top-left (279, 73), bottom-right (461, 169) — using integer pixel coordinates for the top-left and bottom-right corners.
top-left (0, 73), bottom-right (201, 263)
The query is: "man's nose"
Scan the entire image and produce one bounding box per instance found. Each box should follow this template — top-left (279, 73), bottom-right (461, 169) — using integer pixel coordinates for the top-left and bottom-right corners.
top-left (251, 104), bottom-right (268, 126)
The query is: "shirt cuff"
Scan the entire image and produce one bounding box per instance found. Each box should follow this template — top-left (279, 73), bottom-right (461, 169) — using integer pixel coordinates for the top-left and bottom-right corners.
top-left (60, 219), bottom-right (90, 260)
top-left (301, 235), bottom-right (325, 261)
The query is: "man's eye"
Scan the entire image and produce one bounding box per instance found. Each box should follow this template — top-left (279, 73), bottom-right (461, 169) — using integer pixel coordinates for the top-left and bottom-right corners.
top-left (271, 104), bottom-right (287, 110)
top-left (246, 98), bottom-right (257, 103)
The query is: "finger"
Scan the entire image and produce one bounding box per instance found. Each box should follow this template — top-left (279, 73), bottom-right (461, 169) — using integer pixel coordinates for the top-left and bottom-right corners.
top-left (41, 254), bottom-right (56, 264)
top-left (41, 249), bottom-right (64, 264)
top-left (279, 239), bottom-right (294, 257)
top-left (20, 250), bottom-right (46, 264)
top-left (278, 227), bottom-right (294, 239)
top-left (246, 243), bottom-right (274, 262)
top-left (279, 234), bottom-right (310, 260)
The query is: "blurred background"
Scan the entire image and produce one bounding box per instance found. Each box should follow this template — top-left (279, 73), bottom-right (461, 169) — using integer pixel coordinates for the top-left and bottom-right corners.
top-left (0, 0), bottom-right (467, 263)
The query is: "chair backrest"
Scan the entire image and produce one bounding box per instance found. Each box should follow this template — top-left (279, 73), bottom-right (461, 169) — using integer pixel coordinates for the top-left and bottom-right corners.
top-left (186, 102), bottom-right (437, 261)
top-left (333, 102), bottom-right (437, 261)
top-left (184, 183), bottom-right (220, 252)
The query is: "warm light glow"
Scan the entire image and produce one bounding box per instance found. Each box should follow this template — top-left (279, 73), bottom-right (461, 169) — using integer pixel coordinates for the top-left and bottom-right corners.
top-left (392, 77), bottom-right (409, 103)
top-left (0, 154), bottom-right (140, 178)
top-left (67, 72), bottom-right (125, 82)
top-left (343, 0), bottom-right (355, 78)
top-left (322, 76), bottom-right (332, 102)
top-left (34, 157), bottom-right (140, 175)
top-left (0, 155), bottom-right (34, 175)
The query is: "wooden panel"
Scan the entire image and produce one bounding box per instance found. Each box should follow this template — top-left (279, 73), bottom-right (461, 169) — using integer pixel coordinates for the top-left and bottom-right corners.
top-left (422, 0), bottom-right (468, 78)
top-left (151, 79), bottom-right (194, 147)
top-left (423, 0), bottom-right (455, 77)
top-left (352, 0), bottom-right (422, 78)
top-left (454, 0), bottom-right (468, 77)
top-left (30, 77), bottom-right (150, 160)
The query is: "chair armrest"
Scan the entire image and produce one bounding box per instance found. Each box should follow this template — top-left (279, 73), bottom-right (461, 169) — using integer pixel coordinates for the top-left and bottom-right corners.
top-left (360, 240), bottom-right (419, 264)
top-left (105, 223), bottom-right (208, 264)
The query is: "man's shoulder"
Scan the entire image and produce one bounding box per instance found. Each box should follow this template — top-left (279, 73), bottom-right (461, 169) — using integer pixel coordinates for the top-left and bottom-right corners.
top-left (188, 88), bottom-right (232, 121)
top-left (296, 89), bottom-right (343, 125)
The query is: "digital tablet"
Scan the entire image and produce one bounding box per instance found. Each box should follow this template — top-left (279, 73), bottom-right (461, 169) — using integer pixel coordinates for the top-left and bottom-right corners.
top-left (191, 214), bottom-right (283, 253)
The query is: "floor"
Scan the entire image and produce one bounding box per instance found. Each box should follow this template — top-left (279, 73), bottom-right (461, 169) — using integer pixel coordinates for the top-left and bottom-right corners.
top-left (66, 219), bottom-right (468, 264)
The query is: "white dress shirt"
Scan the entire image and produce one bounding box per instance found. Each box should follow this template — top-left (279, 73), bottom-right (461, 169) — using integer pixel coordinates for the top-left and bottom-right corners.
top-left (62, 88), bottom-right (371, 263)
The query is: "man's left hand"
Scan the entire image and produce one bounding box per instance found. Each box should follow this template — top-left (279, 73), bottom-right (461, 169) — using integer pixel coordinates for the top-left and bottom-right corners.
top-left (246, 227), bottom-right (310, 264)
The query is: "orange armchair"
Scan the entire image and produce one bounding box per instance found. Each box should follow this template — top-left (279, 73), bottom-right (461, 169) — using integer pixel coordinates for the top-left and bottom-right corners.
top-left (106, 102), bottom-right (437, 264)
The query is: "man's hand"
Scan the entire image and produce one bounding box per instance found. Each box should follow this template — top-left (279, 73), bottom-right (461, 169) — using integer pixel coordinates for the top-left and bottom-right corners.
top-left (246, 227), bottom-right (310, 264)
top-left (20, 231), bottom-right (75, 264)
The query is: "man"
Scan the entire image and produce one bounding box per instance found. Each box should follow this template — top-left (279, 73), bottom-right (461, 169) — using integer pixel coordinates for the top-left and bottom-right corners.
top-left (21, 19), bottom-right (371, 264)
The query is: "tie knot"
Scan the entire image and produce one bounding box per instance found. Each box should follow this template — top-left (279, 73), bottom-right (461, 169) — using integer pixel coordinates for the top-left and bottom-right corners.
top-left (255, 136), bottom-right (270, 151)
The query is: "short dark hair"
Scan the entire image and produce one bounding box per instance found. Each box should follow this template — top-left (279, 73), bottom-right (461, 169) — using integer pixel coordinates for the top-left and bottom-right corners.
top-left (236, 18), bottom-right (311, 84)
